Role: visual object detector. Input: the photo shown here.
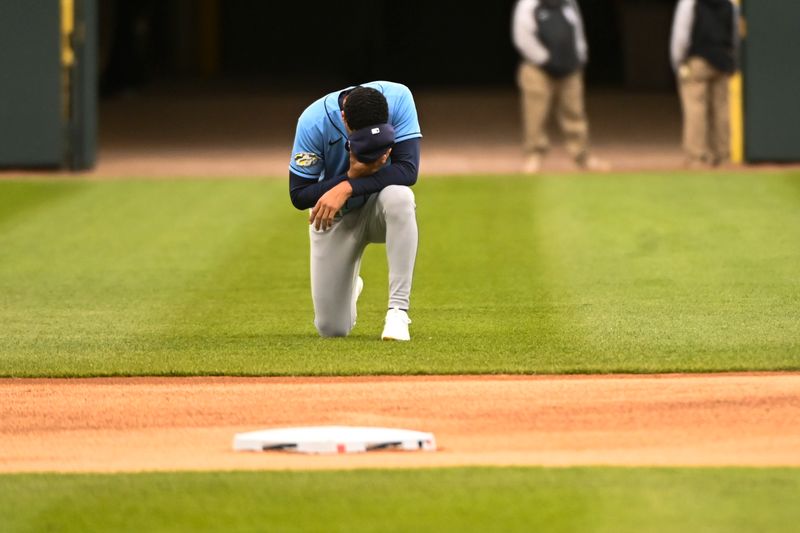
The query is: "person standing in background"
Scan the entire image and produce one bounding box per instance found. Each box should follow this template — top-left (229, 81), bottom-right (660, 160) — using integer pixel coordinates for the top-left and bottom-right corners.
top-left (512, 0), bottom-right (610, 174)
top-left (671, 0), bottom-right (739, 168)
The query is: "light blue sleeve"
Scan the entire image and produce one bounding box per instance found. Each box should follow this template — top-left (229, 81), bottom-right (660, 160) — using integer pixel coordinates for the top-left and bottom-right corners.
top-left (289, 108), bottom-right (325, 179)
top-left (390, 85), bottom-right (423, 143)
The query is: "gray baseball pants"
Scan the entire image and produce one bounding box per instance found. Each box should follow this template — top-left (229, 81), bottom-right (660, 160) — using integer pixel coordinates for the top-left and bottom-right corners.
top-left (310, 185), bottom-right (418, 337)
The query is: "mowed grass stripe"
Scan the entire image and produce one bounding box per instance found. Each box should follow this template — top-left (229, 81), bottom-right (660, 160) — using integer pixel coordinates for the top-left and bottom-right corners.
top-left (0, 174), bottom-right (798, 376)
top-left (415, 176), bottom-right (582, 367)
top-left (1, 468), bottom-right (799, 533)
top-left (0, 181), bottom-right (88, 231)
top-left (0, 181), bottom-right (296, 374)
top-left (531, 172), bottom-right (800, 371)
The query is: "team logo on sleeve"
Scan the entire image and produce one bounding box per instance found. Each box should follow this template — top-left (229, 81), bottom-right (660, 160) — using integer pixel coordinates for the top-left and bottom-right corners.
top-left (294, 152), bottom-right (321, 167)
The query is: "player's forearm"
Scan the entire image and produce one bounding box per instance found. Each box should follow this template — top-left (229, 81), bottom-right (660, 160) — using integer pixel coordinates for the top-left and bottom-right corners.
top-left (348, 138), bottom-right (420, 198)
top-left (289, 172), bottom-right (348, 210)
top-left (348, 161), bottom-right (417, 197)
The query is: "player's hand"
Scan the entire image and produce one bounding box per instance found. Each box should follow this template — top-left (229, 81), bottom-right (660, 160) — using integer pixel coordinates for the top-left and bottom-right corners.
top-left (309, 181), bottom-right (353, 231)
top-left (347, 149), bottom-right (392, 179)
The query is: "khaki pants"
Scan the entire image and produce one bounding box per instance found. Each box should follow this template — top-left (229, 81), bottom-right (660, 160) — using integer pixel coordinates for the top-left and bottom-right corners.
top-left (678, 57), bottom-right (731, 165)
top-left (517, 62), bottom-right (589, 160)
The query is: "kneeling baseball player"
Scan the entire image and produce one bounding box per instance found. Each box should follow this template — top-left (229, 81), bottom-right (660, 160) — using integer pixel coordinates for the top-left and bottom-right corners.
top-left (288, 82), bottom-right (422, 341)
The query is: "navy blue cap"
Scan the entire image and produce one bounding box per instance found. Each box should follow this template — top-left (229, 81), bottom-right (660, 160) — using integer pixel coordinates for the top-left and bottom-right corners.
top-left (347, 123), bottom-right (395, 163)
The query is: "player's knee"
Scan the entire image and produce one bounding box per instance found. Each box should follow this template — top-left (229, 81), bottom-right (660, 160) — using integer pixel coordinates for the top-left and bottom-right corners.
top-left (380, 186), bottom-right (415, 219)
top-left (315, 317), bottom-right (353, 338)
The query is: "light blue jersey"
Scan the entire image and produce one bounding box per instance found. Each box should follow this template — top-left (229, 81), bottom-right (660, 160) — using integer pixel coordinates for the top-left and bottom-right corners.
top-left (289, 81), bottom-right (422, 182)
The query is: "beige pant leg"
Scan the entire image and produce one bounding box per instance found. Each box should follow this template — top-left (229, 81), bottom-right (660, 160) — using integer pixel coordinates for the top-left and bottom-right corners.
top-left (517, 62), bottom-right (553, 155)
top-left (679, 57), bottom-right (714, 163)
top-left (555, 70), bottom-right (590, 160)
top-left (709, 72), bottom-right (731, 163)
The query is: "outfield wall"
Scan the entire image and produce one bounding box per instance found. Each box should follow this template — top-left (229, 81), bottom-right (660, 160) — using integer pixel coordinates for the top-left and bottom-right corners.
top-left (742, 0), bottom-right (800, 162)
top-left (0, 3), bottom-right (62, 167)
top-left (0, 0), bottom-right (96, 170)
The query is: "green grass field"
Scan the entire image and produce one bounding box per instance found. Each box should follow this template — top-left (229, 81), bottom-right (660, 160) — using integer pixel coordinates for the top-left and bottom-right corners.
top-left (2, 468), bottom-right (799, 532)
top-left (2, 172), bottom-right (800, 532)
top-left (1, 172), bottom-right (799, 376)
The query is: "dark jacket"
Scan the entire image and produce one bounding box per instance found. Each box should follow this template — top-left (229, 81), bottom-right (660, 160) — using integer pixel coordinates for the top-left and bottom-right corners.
top-left (512, 0), bottom-right (588, 78)
top-left (671, 0), bottom-right (738, 73)
top-left (535, 0), bottom-right (580, 77)
top-left (690, 0), bottom-right (737, 73)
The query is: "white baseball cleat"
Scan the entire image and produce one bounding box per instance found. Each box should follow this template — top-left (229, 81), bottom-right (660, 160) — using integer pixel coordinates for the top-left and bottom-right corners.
top-left (381, 308), bottom-right (411, 341)
top-left (355, 276), bottom-right (364, 301)
top-left (353, 276), bottom-right (364, 326)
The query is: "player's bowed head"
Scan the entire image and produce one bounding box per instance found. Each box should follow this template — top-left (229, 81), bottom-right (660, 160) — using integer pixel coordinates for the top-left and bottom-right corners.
top-left (309, 86), bottom-right (395, 231)
top-left (342, 86), bottom-right (395, 172)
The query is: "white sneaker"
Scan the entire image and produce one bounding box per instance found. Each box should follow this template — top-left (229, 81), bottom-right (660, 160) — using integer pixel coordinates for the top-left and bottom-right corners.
top-left (381, 308), bottom-right (411, 341)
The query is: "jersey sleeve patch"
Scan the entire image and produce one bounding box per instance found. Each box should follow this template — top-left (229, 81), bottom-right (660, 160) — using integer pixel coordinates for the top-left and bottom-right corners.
top-left (293, 152), bottom-right (321, 168)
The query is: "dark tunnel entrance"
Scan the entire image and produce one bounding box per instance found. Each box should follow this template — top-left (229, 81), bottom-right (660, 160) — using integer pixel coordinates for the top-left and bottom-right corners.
top-left (99, 0), bottom-right (678, 94)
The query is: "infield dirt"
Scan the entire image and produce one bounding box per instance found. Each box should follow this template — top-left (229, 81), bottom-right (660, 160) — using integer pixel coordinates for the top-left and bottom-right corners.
top-left (2, 373), bottom-right (799, 473)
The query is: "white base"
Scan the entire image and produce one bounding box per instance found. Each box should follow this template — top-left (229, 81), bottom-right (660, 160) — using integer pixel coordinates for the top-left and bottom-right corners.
top-left (233, 426), bottom-right (437, 454)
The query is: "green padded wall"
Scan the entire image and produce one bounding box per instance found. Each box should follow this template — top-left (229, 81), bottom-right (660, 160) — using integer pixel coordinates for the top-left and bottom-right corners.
top-left (0, 3), bottom-right (63, 167)
top-left (744, 1), bottom-right (800, 162)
